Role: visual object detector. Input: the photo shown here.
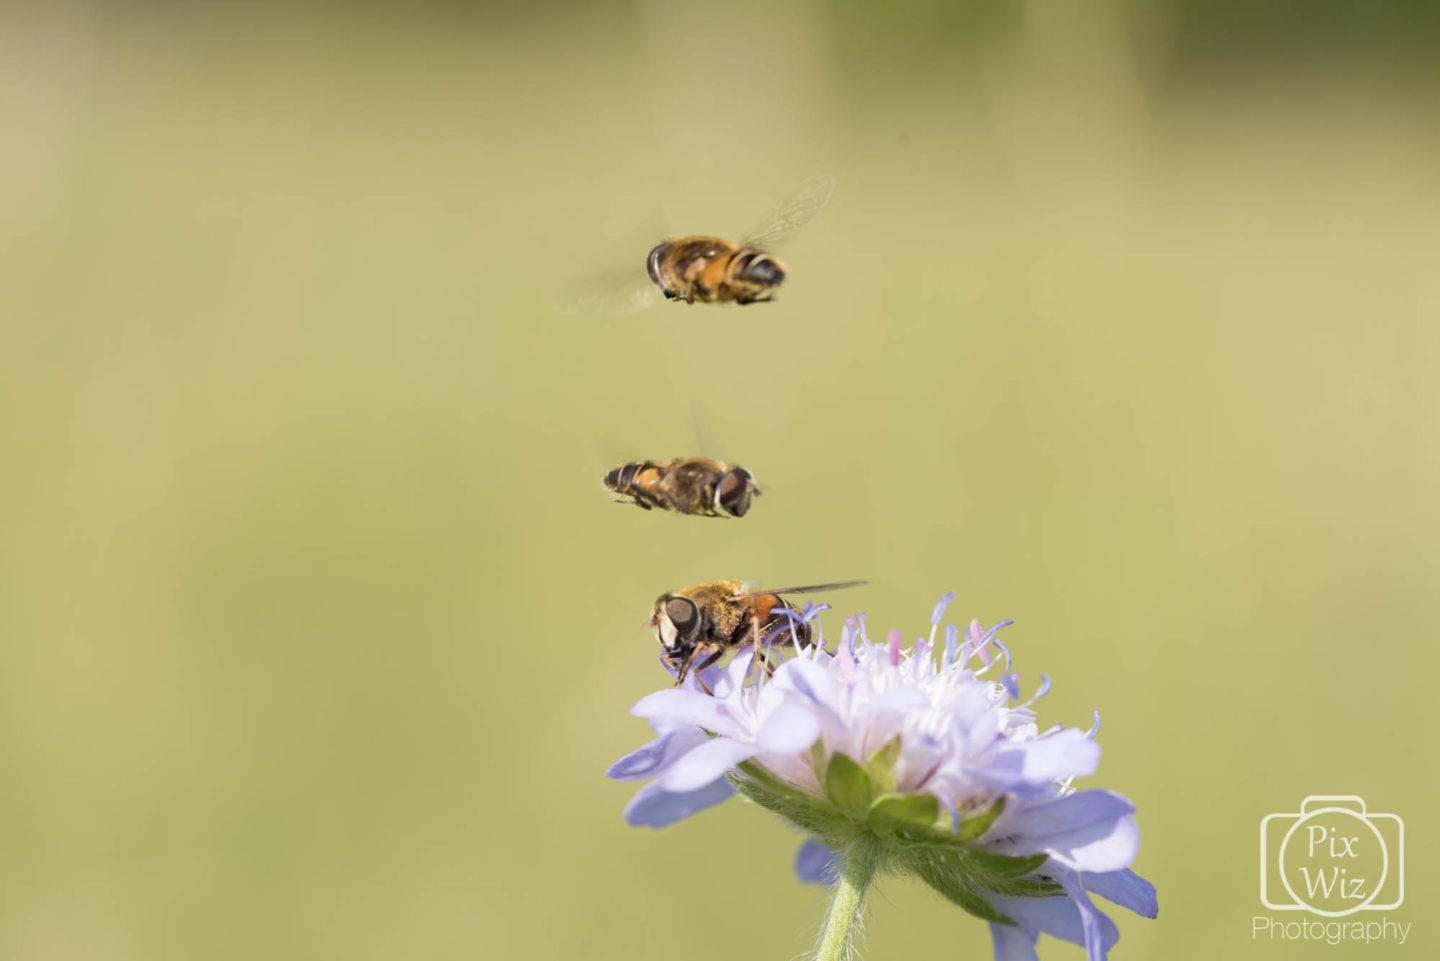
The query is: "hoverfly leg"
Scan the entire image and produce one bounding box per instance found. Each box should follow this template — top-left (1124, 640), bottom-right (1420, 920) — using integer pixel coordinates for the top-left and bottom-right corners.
top-left (751, 618), bottom-right (781, 684)
top-left (745, 617), bottom-right (765, 686)
top-left (674, 645), bottom-right (718, 696)
top-left (672, 646), bottom-right (696, 688)
top-left (691, 646), bottom-right (723, 696)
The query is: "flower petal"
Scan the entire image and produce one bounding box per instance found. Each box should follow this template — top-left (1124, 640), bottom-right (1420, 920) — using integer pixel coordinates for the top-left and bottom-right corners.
top-left (756, 700), bottom-right (821, 754)
top-left (771, 656), bottom-right (841, 712)
top-left (623, 778), bottom-right (735, 828)
top-left (1057, 869), bottom-right (1114, 961)
top-left (1081, 868), bottom-right (1158, 919)
top-left (988, 790), bottom-right (1134, 842)
top-left (606, 728), bottom-right (709, 781)
top-left (987, 886), bottom-right (1119, 959)
top-left (1050, 815), bottom-right (1140, 873)
top-left (630, 688), bottom-right (746, 739)
top-left (793, 837), bottom-right (838, 885)
top-left (982, 792), bottom-right (1139, 871)
top-left (989, 922), bottom-right (1040, 961)
top-left (657, 736), bottom-right (756, 792)
top-left (979, 729), bottom-right (1100, 788)
top-left (707, 648), bottom-right (755, 699)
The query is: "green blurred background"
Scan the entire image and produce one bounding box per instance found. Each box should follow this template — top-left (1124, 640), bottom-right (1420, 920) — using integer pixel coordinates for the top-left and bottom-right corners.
top-left (2, 1), bottom-right (1436, 958)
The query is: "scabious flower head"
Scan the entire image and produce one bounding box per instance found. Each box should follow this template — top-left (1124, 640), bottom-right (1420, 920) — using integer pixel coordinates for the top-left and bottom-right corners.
top-left (607, 595), bottom-right (1157, 961)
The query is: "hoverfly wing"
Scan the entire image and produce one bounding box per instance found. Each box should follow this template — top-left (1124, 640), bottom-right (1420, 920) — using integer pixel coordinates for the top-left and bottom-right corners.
top-left (739, 175), bottom-right (836, 252)
top-left (736, 580), bottom-right (868, 599)
top-left (563, 269), bottom-right (660, 316)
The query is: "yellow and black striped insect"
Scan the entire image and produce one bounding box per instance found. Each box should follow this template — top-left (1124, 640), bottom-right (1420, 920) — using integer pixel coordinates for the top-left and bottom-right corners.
top-left (644, 176), bottom-right (834, 305)
top-left (603, 458), bottom-right (760, 518)
top-left (650, 580), bottom-right (866, 691)
top-left (574, 176), bottom-right (835, 313)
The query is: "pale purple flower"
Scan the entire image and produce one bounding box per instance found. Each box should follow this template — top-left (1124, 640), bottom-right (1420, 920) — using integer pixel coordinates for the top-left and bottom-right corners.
top-left (608, 596), bottom-right (1157, 960)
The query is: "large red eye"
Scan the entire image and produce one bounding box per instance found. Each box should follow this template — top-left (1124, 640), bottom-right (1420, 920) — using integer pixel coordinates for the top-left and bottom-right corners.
top-left (664, 597), bottom-right (700, 638)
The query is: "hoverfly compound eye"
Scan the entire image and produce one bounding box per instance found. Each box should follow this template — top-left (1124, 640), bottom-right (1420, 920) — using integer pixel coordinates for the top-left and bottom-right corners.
top-left (646, 244), bottom-right (666, 286)
top-left (603, 467), bottom-right (621, 490)
top-left (715, 469), bottom-right (754, 517)
top-left (663, 596), bottom-right (700, 644)
top-left (744, 257), bottom-right (784, 287)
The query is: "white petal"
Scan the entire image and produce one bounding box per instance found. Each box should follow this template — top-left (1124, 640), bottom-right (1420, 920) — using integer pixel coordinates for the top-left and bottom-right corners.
top-left (865, 685), bottom-right (932, 713)
top-left (756, 700), bottom-right (821, 754)
top-left (658, 737), bottom-right (756, 792)
top-left (631, 689), bottom-right (745, 738)
top-left (709, 648), bottom-right (755, 699)
top-left (1049, 814), bottom-right (1141, 873)
top-left (981, 730), bottom-right (1099, 786)
top-left (771, 656), bottom-right (841, 710)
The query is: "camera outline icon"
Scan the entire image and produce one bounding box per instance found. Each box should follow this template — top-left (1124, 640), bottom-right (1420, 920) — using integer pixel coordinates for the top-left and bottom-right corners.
top-left (1259, 795), bottom-right (1404, 917)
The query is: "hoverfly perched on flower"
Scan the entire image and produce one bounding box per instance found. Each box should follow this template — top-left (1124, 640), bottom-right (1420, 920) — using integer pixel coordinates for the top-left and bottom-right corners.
top-left (650, 579), bottom-right (866, 692)
top-left (573, 175), bottom-right (835, 313)
top-left (604, 457), bottom-right (760, 518)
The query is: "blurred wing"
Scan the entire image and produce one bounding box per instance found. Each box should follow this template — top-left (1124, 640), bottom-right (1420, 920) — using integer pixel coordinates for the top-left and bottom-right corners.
top-left (736, 580), bottom-right (867, 598)
top-left (739, 175), bottom-right (836, 252)
top-left (563, 268), bottom-right (661, 316)
top-left (689, 398), bottom-right (722, 462)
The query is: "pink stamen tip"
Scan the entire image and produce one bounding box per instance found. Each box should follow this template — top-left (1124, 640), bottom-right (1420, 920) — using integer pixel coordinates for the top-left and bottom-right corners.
top-left (887, 629), bottom-right (902, 666)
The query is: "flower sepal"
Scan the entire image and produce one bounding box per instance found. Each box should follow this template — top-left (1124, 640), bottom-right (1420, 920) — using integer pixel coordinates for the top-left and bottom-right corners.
top-left (732, 760), bottom-right (859, 847)
top-left (732, 757), bottom-right (1063, 927)
top-left (954, 796), bottom-right (1007, 841)
top-left (868, 793), bottom-right (940, 830)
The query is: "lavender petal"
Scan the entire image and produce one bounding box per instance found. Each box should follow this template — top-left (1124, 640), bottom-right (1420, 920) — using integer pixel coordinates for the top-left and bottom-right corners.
top-left (793, 837), bottom-right (839, 885)
top-left (657, 736), bottom-right (757, 792)
top-left (623, 778), bottom-right (735, 828)
top-left (606, 727), bottom-right (709, 781)
top-left (1080, 867), bottom-right (1158, 919)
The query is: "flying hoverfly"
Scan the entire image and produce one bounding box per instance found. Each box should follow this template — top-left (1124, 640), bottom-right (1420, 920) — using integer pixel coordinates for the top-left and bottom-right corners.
top-left (574, 175), bottom-right (835, 313)
top-left (603, 457), bottom-right (760, 517)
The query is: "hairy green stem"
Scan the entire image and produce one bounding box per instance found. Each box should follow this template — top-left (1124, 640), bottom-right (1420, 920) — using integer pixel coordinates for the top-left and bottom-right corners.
top-left (814, 834), bottom-right (881, 961)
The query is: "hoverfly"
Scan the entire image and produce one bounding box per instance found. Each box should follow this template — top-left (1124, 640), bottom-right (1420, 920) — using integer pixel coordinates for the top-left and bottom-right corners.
top-left (650, 579), bottom-right (865, 692)
top-left (574, 175), bottom-right (835, 313)
top-left (604, 458), bottom-right (759, 517)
